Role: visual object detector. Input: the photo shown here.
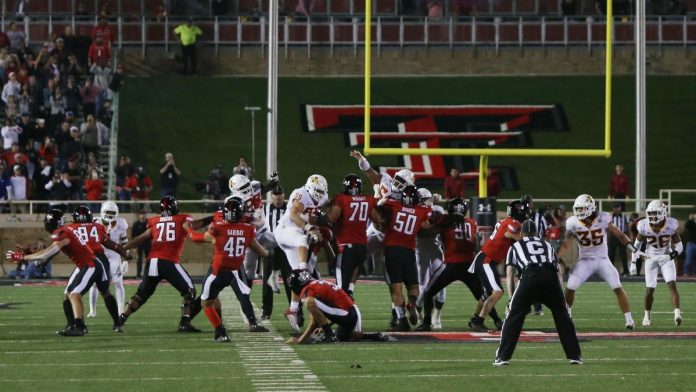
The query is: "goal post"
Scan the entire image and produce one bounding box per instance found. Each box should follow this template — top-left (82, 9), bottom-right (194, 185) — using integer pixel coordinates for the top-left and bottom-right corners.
top-left (362, 0), bottom-right (615, 193)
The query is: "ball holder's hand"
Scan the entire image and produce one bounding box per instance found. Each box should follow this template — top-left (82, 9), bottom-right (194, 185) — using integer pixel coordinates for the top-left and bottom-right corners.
top-left (5, 246), bottom-right (25, 263)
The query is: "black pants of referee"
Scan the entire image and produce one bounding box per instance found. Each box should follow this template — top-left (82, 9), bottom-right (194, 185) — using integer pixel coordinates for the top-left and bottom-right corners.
top-left (496, 264), bottom-right (581, 361)
top-left (261, 247), bottom-right (293, 318)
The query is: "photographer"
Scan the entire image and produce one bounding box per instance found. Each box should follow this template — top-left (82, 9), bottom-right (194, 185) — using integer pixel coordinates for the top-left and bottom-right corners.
top-left (125, 166), bottom-right (152, 211)
top-left (44, 170), bottom-right (72, 212)
top-left (232, 156), bottom-right (252, 178)
top-left (196, 165), bottom-right (223, 212)
top-left (159, 152), bottom-right (181, 198)
top-left (685, 211), bottom-right (696, 276)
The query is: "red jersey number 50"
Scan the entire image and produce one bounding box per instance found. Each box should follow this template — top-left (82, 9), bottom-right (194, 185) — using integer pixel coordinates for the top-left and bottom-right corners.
top-left (393, 212), bottom-right (417, 235)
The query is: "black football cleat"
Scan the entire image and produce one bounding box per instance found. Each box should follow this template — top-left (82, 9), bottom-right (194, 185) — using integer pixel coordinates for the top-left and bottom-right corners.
top-left (494, 319), bottom-right (504, 330)
top-left (468, 317), bottom-right (490, 333)
top-left (248, 323), bottom-right (269, 333)
top-left (362, 332), bottom-right (389, 342)
top-left (388, 318), bottom-right (411, 332)
top-left (178, 323), bottom-right (202, 333)
top-left (214, 325), bottom-right (230, 343)
top-left (62, 325), bottom-right (85, 337)
top-left (414, 323), bottom-right (432, 332)
top-left (405, 303), bottom-right (419, 325)
top-left (113, 323), bottom-right (123, 333)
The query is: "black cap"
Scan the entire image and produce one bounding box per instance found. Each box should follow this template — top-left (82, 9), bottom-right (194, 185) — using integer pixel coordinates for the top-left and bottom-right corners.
top-left (271, 185), bottom-right (284, 195)
top-left (521, 194), bottom-right (533, 203)
top-left (521, 220), bottom-right (537, 236)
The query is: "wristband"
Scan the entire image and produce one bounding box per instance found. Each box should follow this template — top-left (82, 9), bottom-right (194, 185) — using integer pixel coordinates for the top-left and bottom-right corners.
top-left (358, 157), bottom-right (370, 171)
top-left (670, 250), bottom-right (679, 260)
top-left (626, 243), bottom-right (637, 253)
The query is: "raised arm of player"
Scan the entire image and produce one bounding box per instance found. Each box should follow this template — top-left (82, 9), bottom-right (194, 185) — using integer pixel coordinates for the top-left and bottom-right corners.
top-left (608, 224), bottom-right (637, 253)
top-left (349, 150), bottom-right (382, 185)
top-left (124, 228), bottom-right (152, 250)
top-left (190, 216), bottom-right (214, 230)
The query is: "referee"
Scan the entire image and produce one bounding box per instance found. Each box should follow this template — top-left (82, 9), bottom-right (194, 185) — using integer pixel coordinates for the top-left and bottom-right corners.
top-left (521, 194), bottom-right (547, 315)
top-left (493, 220), bottom-right (582, 366)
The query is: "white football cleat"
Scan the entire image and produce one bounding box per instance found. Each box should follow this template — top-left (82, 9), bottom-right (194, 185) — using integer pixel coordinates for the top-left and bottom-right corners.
top-left (267, 272), bottom-right (280, 294)
top-left (642, 316), bottom-right (651, 327)
top-left (284, 308), bottom-right (301, 332)
top-left (87, 311), bottom-right (97, 318)
top-left (431, 309), bottom-right (443, 330)
top-left (626, 321), bottom-right (635, 330)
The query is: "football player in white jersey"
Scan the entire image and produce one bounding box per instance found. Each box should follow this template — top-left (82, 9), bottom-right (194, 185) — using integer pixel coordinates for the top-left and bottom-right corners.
top-left (414, 188), bottom-right (447, 329)
top-left (87, 201), bottom-right (129, 316)
top-left (632, 200), bottom-right (683, 326)
top-left (350, 150), bottom-right (416, 327)
top-left (274, 174), bottom-right (329, 331)
top-left (560, 194), bottom-right (637, 329)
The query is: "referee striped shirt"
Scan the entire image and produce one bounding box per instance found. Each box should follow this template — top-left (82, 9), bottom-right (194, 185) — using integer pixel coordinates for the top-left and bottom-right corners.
top-left (264, 201), bottom-right (286, 233)
top-left (530, 211), bottom-right (548, 240)
top-left (505, 236), bottom-right (558, 273)
top-left (611, 212), bottom-right (629, 234)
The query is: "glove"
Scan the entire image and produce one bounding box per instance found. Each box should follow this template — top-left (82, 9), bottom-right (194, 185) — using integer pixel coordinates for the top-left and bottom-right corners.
top-left (316, 212), bottom-right (330, 227)
top-left (670, 250), bottom-right (679, 260)
top-left (5, 246), bottom-right (25, 263)
top-left (432, 193), bottom-right (443, 202)
top-left (269, 171), bottom-right (279, 183)
top-left (120, 261), bottom-right (129, 274)
top-left (629, 262), bottom-right (637, 276)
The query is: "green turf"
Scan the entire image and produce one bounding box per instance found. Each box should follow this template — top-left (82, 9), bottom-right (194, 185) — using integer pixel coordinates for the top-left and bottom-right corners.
top-left (1, 281), bottom-right (695, 391)
top-left (120, 76), bottom-right (696, 206)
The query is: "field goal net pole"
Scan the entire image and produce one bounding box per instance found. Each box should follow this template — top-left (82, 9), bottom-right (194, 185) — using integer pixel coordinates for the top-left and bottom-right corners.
top-left (363, 0), bottom-right (614, 197)
top-left (267, 0), bottom-right (279, 183)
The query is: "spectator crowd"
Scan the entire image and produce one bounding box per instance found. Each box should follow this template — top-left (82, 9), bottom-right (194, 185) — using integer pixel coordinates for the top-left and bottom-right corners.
top-left (0, 17), bottom-right (124, 213)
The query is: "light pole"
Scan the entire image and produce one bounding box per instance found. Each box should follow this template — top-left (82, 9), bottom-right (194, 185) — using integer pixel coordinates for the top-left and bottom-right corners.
top-left (245, 106), bottom-right (261, 171)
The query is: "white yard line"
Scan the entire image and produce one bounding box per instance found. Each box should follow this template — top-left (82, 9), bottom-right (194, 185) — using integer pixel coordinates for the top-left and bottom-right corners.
top-left (220, 290), bottom-right (327, 392)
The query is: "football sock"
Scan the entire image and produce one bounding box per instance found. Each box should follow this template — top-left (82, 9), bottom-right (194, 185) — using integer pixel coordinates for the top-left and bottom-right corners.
top-left (88, 286), bottom-right (98, 314)
top-left (103, 294), bottom-right (120, 325)
top-left (348, 283), bottom-right (355, 293)
top-left (63, 299), bottom-right (74, 326)
top-left (624, 312), bottom-right (634, 324)
top-left (290, 301), bottom-right (300, 312)
top-left (391, 306), bottom-right (397, 321)
top-left (114, 279), bottom-right (125, 313)
top-left (189, 297), bottom-right (203, 320)
top-left (644, 310), bottom-right (651, 319)
top-left (675, 308), bottom-right (682, 318)
top-left (204, 306), bottom-right (222, 328)
top-left (408, 295), bottom-right (418, 306)
top-left (74, 318), bottom-right (85, 329)
top-left (434, 300), bottom-right (445, 311)
top-left (395, 306), bottom-right (406, 319)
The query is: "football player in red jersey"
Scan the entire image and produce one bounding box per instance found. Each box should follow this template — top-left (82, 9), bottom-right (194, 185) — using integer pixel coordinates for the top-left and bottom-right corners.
top-left (67, 205), bottom-right (129, 331)
top-left (5, 209), bottom-right (121, 336)
top-left (285, 270), bottom-right (386, 344)
top-left (415, 198), bottom-right (485, 331)
top-left (120, 196), bottom-right (207, 332)
top-left (378, 185), bottom-right (433, 331)
top-left (189, 198), bottom-right (270, 342)
top-left (324, 174), bottom-right (381, 297)
top-left (469, 200), bottom-right (529, 332)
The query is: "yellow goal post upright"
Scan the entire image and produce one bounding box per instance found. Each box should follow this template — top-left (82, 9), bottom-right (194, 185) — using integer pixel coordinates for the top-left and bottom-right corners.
top-left (362, 0), bottom-right (614, 197)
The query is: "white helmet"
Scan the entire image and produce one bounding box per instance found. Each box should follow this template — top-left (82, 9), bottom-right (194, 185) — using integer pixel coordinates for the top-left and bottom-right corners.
top-left (645, 200), bottom-right (667, 225)
top-left (305, 174), bottom-right (328, 204)
top-left (573, 194), bottom-right (596, 220)
top-left (100, 200), bottom-right (119, 223)
top-left (417, 188), bottom-right (433, 207)
top-left (392, 169), bottom-right (415, 192)
top-left (228, 174), bottom-right (252, 200)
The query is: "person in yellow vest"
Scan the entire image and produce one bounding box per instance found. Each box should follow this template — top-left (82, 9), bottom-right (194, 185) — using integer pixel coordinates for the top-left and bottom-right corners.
top-left (174, 17), bottom-right (202, 75)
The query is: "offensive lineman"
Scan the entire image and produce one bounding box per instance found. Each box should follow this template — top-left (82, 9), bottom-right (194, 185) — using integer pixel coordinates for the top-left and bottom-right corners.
top-left (274, 174), bottom-right (330, 331)
top-left (632, 200), bottom-right (683, 326)
top-left (325, 174), bottom-right (381, 297)
top-left (119, 196), bottom-right (206, 332)
top-left (88, 201), bottom-right (129, 316)
top-left (560, 194), bottom-right (637, 329)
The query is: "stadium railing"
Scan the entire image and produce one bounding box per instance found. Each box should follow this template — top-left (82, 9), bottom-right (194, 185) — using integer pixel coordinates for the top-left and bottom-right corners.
top-left (2, 196), bottom-right (693, 217)
top-left (11, 0), bottom-right (696, 18)
top-left (12, 15), bottom-right (696, 55)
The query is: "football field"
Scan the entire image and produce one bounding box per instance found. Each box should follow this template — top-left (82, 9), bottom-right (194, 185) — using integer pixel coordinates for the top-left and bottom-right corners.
top-left (1, 280), bottom-right (695, 392)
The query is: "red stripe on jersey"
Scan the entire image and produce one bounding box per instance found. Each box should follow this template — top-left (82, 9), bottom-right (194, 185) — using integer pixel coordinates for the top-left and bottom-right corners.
top-left (301, 280), bottom-right (354, 311)
top-left (147, 214), bottom-right (193, 263)
top-left (481, 217), bottom-right (521, 263)
top-left (382, 199), bottom-right (431, 250)
top-left (51, 227), bottom-right (96, 268)
top-left (208, 221), bottom-right (256, 274)
top-left (332, 193), bottom-right (375, 245)
top-left (442, 218), bottom-right (478, 264)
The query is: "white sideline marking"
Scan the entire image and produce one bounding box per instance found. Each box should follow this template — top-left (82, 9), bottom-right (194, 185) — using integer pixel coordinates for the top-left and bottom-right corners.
top-left (220, 291), bottom-right (327, 392)
top-left (319, 372), bottom-right (696, 379)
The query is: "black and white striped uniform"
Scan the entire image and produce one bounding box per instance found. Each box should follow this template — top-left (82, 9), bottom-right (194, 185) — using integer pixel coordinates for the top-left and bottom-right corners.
top-left (530, 211), bottom-right (548, 240)
top-left (261, 201), bottom-right (293, 317)
top-left (495, 235), bottom-right (581, 362)
top-left (608, 212), bottom-right (630, 275)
